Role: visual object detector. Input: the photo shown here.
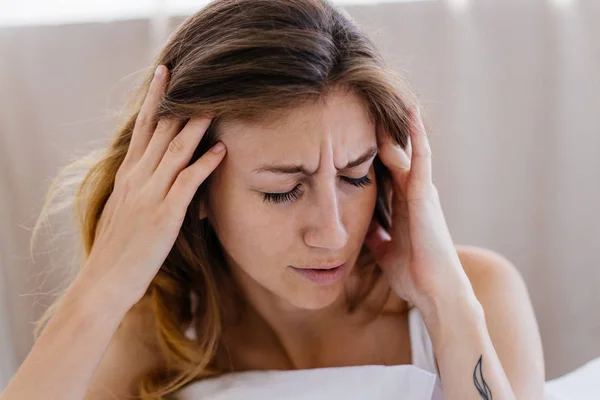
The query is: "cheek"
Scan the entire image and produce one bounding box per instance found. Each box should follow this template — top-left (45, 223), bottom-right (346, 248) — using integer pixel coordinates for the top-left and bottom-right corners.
top-left (348, 176), bottom-right (378, 227)
top-left (209, 184), bottom-right (292, 264)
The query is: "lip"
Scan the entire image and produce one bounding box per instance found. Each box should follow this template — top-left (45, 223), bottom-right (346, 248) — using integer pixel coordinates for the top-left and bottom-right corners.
top-left (290, 263), bottom-right (346, 285)
top-left (292, 261), bottom-right (346, 270)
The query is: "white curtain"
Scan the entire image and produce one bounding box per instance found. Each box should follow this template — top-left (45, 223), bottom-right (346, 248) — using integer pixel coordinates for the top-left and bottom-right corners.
top-left (1, 0), bottom-right (599, 389)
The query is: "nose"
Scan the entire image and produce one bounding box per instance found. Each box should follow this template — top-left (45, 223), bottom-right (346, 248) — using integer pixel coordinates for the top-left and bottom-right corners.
top-left (302, 184), bottom-right (349, 250)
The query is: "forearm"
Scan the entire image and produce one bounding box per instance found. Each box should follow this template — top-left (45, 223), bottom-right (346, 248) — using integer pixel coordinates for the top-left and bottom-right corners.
top-left (0, 277), bottom-right (132, 400)
top-left (421, 288), bottom-right (516, 400)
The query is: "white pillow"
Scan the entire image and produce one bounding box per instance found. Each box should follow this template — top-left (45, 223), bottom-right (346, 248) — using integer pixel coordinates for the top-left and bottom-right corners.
top-left (544, 357), bottom-right (600, 400)
top-left (175, 364), bottom-right (440, 400)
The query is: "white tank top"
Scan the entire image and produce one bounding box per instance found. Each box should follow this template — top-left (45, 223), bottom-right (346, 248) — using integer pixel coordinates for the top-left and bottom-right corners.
top-left (408, 306), bottom-right (444, 398)
top-left (408, 306), bottom-right (439, 375)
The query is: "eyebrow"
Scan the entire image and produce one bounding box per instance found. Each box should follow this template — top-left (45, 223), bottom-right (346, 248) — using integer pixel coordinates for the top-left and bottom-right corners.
top-left (253, 146), bottom-right (378, 175)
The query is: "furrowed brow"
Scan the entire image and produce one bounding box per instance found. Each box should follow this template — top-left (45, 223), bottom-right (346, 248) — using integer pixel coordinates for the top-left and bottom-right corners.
top-left (253, 146), bottom-right (378, 175)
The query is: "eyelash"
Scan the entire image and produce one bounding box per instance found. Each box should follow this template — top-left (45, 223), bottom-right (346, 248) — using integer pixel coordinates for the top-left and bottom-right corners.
top-left (263, 175), bottom-right (373, 204)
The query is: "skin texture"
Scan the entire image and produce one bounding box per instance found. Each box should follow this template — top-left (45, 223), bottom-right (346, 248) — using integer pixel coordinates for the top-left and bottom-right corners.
top-left (201, 88), bottom-right (545, 397)
top-left (204, 88), bottom-right (380, 316)
top-left (0, 66), bottom-right (544, 400)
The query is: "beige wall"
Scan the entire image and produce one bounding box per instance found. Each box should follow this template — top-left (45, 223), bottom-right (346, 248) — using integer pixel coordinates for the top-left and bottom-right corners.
top-left (1, 0), bottom-right (599, 386)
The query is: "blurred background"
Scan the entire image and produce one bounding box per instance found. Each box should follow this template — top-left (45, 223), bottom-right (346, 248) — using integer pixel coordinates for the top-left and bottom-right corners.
top-left (1, 0), bottom-right (599, 391)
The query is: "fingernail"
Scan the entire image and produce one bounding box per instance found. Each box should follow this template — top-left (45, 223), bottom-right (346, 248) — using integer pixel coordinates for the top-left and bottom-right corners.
top-left (211, 142), bottom-right (225, 153)
top-left (411, 105), bottom-right (424, 132)
top-left (154, 65), bottom-right (163, 79)
top-left (398, 149), bottom-right (411, 169)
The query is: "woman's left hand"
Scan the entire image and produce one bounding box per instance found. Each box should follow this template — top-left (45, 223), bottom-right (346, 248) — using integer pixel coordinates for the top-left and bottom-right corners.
top-left (364, 106), bottom-right (474, 315)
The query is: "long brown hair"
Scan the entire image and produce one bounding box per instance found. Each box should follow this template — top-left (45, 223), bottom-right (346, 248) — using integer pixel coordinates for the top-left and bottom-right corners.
top-left (31, 0), bottom-right (418, 397)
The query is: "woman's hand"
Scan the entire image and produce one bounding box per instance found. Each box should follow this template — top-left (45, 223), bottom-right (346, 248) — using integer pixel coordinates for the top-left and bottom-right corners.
top-left (0, 65), bottom-right (227, 400)
top-left (364, 106), bottom-right (473, 315)
top-left (78, 65), bottom-right (226, 307)
top-left (365, 107), bottom-right (524, 400)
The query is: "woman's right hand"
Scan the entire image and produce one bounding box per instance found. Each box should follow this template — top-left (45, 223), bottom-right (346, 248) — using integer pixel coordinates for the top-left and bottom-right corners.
top-left (0, 65), bottom-right (226, 400)
top-left (76, 64), bottom-right (226, 308)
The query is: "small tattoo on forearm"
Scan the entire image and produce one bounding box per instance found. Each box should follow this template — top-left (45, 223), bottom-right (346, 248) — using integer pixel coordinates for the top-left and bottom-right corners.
top-left (473, 354), bottom-right (492, 399)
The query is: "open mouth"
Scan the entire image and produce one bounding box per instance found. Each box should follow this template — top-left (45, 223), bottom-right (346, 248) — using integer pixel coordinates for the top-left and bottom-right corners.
top-left (289, 263), bottom-right (346, 286)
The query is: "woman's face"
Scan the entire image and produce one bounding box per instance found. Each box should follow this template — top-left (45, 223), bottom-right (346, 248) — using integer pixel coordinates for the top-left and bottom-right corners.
top-left (205, 89), bottom-right (379, 310)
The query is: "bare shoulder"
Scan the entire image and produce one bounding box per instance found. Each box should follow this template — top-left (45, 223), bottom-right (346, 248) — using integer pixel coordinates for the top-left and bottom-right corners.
top-left (455, 244), bottom-right (522, 284)
top-left (454, 244), bottom-right (534, 330)
top-left (455, 244), bottom-right (546, 399)
top-left (83, 297), bottom-right (165, 400)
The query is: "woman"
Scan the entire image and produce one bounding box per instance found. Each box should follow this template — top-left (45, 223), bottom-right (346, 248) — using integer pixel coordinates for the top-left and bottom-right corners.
top-left (0, 0), bottom-right (545, 399)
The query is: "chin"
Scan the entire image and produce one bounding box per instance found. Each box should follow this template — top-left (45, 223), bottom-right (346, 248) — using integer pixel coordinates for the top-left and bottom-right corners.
top-left (284, 283), bottom-right (345, 310)
top-left (279, 262), bottom-right (356, 310)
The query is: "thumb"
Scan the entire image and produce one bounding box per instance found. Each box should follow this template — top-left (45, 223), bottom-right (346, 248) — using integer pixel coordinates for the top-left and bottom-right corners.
top-left (364, 219), bottom-right (392, 262)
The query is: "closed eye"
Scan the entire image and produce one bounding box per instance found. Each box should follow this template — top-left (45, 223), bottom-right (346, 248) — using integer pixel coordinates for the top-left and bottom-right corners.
top-left (263, 174), bottom-right (373, 204)
top-left (341, 175), bottom-right (372, 188)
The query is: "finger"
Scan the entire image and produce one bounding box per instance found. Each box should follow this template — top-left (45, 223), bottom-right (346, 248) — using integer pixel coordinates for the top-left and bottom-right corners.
top-left (407, 106), bottom-right (433, 185)
top-left (405, 129), bottom-right (412, 161)
top-left (137, 116), bottom-right (186, 175)
top-left (389, 189), bottom-right (411, 250)
top-left (390, 186), bottom-right (409, 223)
top-left (376, 124), bottom-right (411, 192)
top-left (126, 65), bottom-right (169, 165)
top-left (152, 117), bottom-right (213, 197)
top-left (164, 142), bottom-right (226, 218)
top-left (364, 219), bottom-right (392, 258)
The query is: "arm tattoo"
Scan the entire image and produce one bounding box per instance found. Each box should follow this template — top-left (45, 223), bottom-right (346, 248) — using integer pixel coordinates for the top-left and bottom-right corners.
top-left (473, 354), bottom-right (493, 399)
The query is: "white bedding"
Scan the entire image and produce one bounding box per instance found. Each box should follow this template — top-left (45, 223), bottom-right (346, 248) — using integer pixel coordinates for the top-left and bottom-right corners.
top-left (174, 357), bottom-right (600, 399)
top-left (544, 356), bottom-right (600, 400)
top-left (175, 364), bottom-right (443, 399)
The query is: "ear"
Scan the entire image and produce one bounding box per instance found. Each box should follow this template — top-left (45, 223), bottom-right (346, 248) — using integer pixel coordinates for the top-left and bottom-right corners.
top-left (198, 199), bottom-right (209, 220)
top-left (197, 190), bottom-right (210, 220)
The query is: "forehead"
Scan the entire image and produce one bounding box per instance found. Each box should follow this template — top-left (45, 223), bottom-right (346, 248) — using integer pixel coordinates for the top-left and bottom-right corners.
top-left (218, 89), bottom-right (376, 163)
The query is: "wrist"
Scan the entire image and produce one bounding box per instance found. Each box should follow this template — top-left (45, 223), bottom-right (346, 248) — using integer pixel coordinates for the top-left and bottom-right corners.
top-left (33, 277), bottom-right (129, 354)
top-left (415, 264), bottom-right (480, 316)
top-left (417, 284), bottom-right (485, 338)
top-left (64, 272), bottom-right (135, 325)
